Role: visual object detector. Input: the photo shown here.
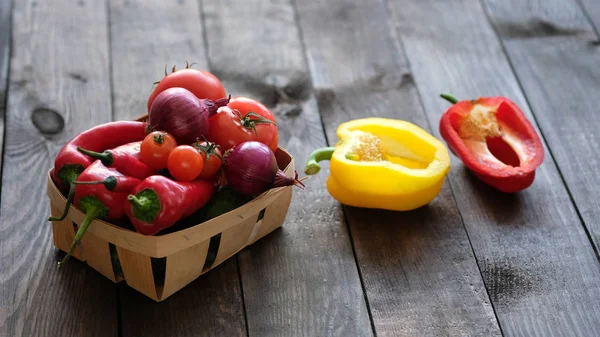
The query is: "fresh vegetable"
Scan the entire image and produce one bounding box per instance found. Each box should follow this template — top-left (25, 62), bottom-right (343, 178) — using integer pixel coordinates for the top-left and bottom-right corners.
top-left (224, 141), bottom-right (304, 196)
top-left (167, 145), bottom-right (205, 181)
top-left (439, 94), bottom-right (544, 192)
top-left (49, 121), bottom-right (147, 222)
top-left (77, 141), bottom-right (155, 180)
top-left (208, 97), bottom-right (278, 152)
top-left (140, 131), bottom-right (178, 169)
top-left (148, 65), bottom-right (226, 112)
top-left (58, 161), bottom-right (142, 266)
top-left (193, 140), bottom-right (223, 179)
top-left (73, 175), bottom-right (142, 192)
top-left (125, 175), bottom-right (217, 235)
top-left (194, 186), bottom-right (253, 222)
top-left (304, 118), bottom-right (450, 211)
top-left (147, 87), bottom-right (229, 144)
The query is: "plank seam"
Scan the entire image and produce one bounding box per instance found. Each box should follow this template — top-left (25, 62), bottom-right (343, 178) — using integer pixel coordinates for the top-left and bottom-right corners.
top-left (0, 0), bottom-right (14, 220)
top-left (105, 2), bottom-right (122, 336)
top-left (235, 255), bottom-right (251, 337)
top-left (288, 0), bottom-right (378, 335)
top-left (574, 0), bottom-right (600, 39)
top-left (479, 0), bottom-right (600, 264)
top-left (380, 0), bottom-right (506, 335)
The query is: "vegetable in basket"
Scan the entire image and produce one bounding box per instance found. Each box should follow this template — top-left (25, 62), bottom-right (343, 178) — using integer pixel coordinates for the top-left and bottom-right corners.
top-left (58, 160), bottom-right (142, 267)
top-left (208, 97), bottom-right (279, 152)
top-left (304, 118), bottom-right (450, 211)
top-left (125, 175), bottom-right (217, 235)
top-left (146, 87), bottom-right (229, 144)
top-left (49, 121), bottom-right (147, 222)
top-left (148, 64), bottom-right (226, 111)
top-left (223, 141), bottom-right (305, 197)
top-left (77, 141), bottom-right (156, 179)
top-left (439, 94), bottom-right (544, 192)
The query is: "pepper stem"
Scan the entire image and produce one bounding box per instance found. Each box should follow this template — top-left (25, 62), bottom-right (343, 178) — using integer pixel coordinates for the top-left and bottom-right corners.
top-left (440, 93), bottom-right (459, 104)
top-left (73, 176), bottom-right (118, 191)
top-left (48, 182), bottom-right (76, 221)
top-left (57, 196), bottom-right (108, 267)
top-left (77, 146), bottom-right (114, 166)
top-left (128, 195), bottom-right (152, 210)
top-left (304, 147), bottom-right (335, 175)
top-left (128, 189), bottom-right (161, 223)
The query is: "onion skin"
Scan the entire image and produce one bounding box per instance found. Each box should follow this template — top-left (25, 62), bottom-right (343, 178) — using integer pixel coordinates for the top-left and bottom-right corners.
top-left (147, 87), bottom-right (229, 144)
top-left (224, 141), bottom-right (305, 196)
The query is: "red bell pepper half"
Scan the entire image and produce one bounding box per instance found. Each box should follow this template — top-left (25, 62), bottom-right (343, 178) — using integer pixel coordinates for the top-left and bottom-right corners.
top-left (439, 94), bottom-right (544, 192)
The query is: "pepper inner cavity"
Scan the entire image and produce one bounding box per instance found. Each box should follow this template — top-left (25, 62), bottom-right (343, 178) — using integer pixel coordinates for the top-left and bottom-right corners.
top-left (459, 104), bottom-right (521, 167)
top-left (344, 130), bottom-right (431, 169)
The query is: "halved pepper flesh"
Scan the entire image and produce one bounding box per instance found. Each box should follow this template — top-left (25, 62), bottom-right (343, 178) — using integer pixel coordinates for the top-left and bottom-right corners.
top-left (304, 118), bottom-right (450, 211)
top-left (439, 94), bottom-right (544, 192)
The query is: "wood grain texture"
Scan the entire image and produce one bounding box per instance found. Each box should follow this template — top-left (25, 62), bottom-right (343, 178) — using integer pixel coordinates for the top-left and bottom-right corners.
top-left (577, 0), bottom-right (600, 34)
top-left (109, 0), bottom-right (247, 334)
top-left (200, 0), bottom-right (373, 335)
top-left (484, 0), bottom-right (600, 250)
top-left (386, 0), bottom-right (600, 335)
top-left (119, 259), bottom-right (247, 337)
top-left (293, 0), bottom-right (502, 336)
top-left (0, 1), bottom-right (118, 336)
top-left (109, 0), bottom-right (209, 120)
top-left (0, 0), bottom-right (10, 171)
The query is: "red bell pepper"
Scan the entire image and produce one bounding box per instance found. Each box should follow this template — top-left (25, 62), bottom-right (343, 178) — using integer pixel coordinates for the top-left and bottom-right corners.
top-left (49, 121), bottom-right (147, 221)
top-left (125, 176), bottom-right (216, 235)
top-left (439, 94), bottom-right (544, 192)
top-left (58, 160), bottom-right (142, 267)
top-left (77, 141), bottom-right (156, 180)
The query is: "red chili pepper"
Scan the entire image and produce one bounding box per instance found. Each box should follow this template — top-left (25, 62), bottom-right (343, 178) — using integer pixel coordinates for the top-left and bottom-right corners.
top-left (125, 176), bottom-right (216, 235)
top-left (58, 160), bottom-right (142, 267)
top-left (49, 121), bottom-right (147, 222)
top-left (439, 94), bottom-right (544, 192)
top-left (77, 141), bottom-right (156, 180)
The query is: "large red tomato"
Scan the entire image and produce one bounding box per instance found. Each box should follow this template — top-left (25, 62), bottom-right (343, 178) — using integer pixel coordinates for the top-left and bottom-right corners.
top-left (208, 97), bottom-right (279, 152)
top-left (148, 68), bottom-right (226, 112)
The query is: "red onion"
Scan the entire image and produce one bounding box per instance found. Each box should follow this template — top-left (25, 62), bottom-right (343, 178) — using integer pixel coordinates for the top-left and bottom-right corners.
top-left (224, 141), bottom-right (305, 196)
top-left (147, 87), bottom-right (229, 144)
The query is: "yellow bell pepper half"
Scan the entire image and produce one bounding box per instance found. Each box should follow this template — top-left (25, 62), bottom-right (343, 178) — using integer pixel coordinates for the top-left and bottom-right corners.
top-left (304, 118), bottom-right (451, 211)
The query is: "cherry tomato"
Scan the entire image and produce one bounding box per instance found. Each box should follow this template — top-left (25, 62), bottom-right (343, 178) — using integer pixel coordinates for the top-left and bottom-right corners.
top-left (193, 141), bottom-right (223, 179)
top-left (148, 68), bottom-right (226, 112)
top-left (167, 145), bottom-right (204, 181)
top-left (207, 97), bottom-right (278, 152)
top-left (140, 131), bottom-right (178, 169)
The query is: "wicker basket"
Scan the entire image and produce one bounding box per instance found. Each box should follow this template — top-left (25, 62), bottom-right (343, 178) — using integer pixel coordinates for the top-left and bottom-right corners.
top-left (47, 118), bottom-right (294, 302)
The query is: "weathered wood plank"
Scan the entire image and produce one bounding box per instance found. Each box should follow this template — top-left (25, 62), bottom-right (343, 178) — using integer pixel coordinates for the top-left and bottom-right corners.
top-left (578, 0), bottom-right (600, 33)
top-left (293, 0), bottom-right (502, 336)
top-left (110, 0), bottom-right (209, 120)
top-left (200, 0), bottom-right (374, 335)
top-left (108, 1), bottom-right (247, 335)
top-left (0, 1), bottom-right (118, 336)
top-left (484, 0), bottom-right (600, 251)
top-left (0, 0), bottom-right (10, 171)
top-left (119, 260), bottom-right (247, 337)
top-left (386, 0), bottom-right (600, 335)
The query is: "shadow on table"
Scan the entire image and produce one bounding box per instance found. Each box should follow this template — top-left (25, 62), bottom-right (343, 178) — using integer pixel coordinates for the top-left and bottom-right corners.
top-left (117, 259), bottom-right (247, 337)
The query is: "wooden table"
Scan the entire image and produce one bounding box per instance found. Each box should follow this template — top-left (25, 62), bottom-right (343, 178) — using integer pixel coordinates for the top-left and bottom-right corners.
top-left (2, 0), bottom-right (600, 336)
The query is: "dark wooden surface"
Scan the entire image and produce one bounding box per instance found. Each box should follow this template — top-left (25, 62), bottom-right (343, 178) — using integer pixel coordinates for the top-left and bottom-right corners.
top-left (0, 1), bottom-right (118, 337)
top-left (1, 0), bottom-right (600, 336)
